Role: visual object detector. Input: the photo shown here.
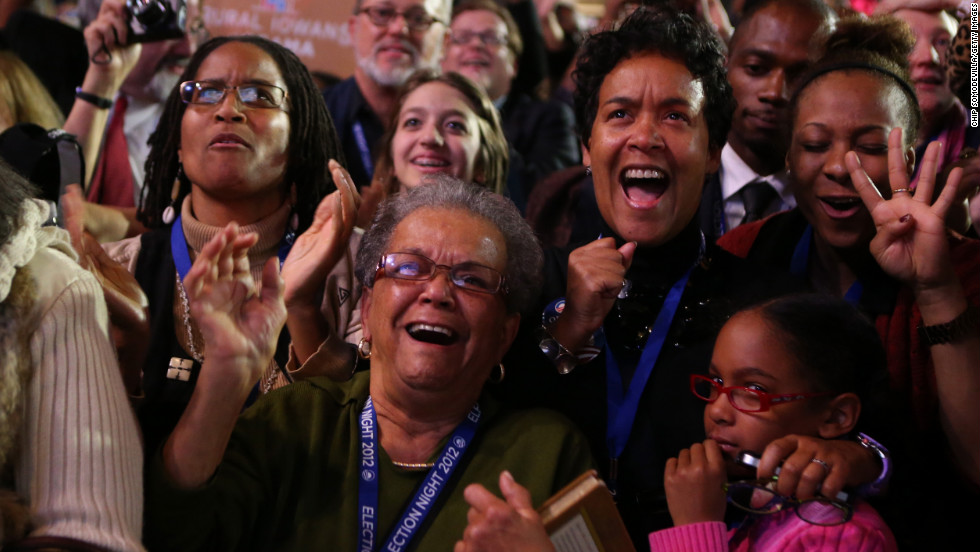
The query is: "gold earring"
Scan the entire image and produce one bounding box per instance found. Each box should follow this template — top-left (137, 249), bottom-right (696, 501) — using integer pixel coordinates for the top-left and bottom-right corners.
top-left (357, 338), bottom-right (372, 359)
top-left (488, 363), bottom-right (505, 384)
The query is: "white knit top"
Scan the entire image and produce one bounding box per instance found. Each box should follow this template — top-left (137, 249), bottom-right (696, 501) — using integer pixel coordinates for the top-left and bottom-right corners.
top-left (3, 199), bottom-right (144, 551)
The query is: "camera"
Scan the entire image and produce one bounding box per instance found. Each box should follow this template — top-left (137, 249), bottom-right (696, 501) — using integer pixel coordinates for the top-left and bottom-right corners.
top-left (127, 0), bottom-right (187, 43)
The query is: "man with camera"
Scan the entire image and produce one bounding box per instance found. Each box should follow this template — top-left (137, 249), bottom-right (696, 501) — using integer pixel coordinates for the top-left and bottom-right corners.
top-left (77, 0), bottom-right (204, 220)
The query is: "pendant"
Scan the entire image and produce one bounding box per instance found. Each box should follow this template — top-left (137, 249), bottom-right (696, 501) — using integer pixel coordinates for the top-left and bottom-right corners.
top-left (167, 357), bottom-right (194, 381)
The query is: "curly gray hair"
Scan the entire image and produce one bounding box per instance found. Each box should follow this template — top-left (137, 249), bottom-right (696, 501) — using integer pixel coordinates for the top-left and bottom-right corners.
top-left (354, 174), bottom-right (542, 314)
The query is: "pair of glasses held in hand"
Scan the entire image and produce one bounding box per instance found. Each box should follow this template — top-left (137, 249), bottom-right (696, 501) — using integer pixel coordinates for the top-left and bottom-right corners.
top-left (728, 450), bottom-right (853, 526)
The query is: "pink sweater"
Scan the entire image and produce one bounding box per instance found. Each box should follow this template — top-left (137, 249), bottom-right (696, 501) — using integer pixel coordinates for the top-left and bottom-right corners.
top-left (648, 502), bottom-right (897, 552)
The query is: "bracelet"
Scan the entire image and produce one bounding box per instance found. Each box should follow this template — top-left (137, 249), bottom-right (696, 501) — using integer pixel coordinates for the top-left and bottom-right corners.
top-left (538, 325), bottom-right (580, 375)
top-left (854, 432), bottom-right (891, 497)
top-left (75, 87), bottom-right (113, 109)
top-left (917, 304), bottom-right (980, 346)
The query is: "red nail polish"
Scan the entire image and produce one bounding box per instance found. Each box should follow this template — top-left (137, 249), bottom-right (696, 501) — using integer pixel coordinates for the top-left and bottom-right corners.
top-left (900, 214), bottom-right (911, 223)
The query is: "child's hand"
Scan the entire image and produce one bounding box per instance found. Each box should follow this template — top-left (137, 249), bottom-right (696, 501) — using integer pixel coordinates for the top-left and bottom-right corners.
top-left (664, 440), bottom-right (728, 526)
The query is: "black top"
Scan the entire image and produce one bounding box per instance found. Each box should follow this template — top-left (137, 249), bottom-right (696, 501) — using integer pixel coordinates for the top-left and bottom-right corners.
top-left (323, 77), bottom-right (384, 190)
top-left (134, 228), bottom-right (292, 456)
top-left (496, 219), bottom-right (804, 550)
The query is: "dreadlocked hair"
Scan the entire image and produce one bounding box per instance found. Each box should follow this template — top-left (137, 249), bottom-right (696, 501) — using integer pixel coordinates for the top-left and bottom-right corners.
top-left (139, 35), bottom-right (344, 230)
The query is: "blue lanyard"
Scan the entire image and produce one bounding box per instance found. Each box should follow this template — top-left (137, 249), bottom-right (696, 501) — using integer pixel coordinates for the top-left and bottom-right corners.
top-left (357, 396), bottom-right (481, 552)
top-left (790, 224), bottom-right (863, 305)
top-left (170, 214), bottom-right (295, 282)
top-left (604, 265), bottom-right (693, 494)
top-left (352, 121), bottom-right (375, 180)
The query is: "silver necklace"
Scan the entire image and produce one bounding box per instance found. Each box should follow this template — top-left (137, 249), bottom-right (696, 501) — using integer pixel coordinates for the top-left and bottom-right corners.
top-left (175, 272), bottom-right (204, 363)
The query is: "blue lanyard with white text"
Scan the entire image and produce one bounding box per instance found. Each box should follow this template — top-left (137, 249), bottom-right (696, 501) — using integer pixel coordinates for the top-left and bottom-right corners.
top-left (170, 214), bottom-right (295, 282)
top-left (352, 121), bottom-right (375, 179)
top-left (357, 396), bottom-right (481, 552)
top-left (790, 224), bottom-right (863, 305)
top-left (604, 264), bottom-right (693, 495)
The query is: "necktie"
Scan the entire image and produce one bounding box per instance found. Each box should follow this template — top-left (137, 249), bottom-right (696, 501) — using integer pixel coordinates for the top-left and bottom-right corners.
top-left (88, 95), bottom-right (135, 207)
top-left (739, 180), bottom-right (778, 224)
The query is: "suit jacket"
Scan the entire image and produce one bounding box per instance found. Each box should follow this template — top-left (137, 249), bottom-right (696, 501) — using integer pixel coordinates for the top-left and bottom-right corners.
top-left (698, 171), bottom-right (725, 245)
top-left (500, 93), bottom-right (579, 197)
top-left (322, 77), bottom-right (383, 189)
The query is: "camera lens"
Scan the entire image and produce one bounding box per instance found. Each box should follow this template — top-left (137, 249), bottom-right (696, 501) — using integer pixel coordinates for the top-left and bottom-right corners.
top-left (128, 0), bottom-right (170, 26)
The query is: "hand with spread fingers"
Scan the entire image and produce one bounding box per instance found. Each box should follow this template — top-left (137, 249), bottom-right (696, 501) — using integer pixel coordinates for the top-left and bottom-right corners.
top-left (664, 440), bottom-right (728, 526)
top-left (846, 127), bottom-right (979, 484)
top-left (454, 471), bottom-right (555, 552)
top-left (281, 160), bottom-right (360, 365)
top-left (845, 128), bottom-right (961, 291)
top-left (184, 223), bottom-right (286, 383)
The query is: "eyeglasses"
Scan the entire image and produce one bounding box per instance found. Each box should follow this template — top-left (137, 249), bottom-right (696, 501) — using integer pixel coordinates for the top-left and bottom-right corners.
top-left (179, 81), bottom-right (287, 109)
top-left (376, 252), bottom-right (506, 295)
top-left (725, 479), bottom-right (853, 526)
top-left (449, 30), bottom-right (508, 48)
top-left (358, 5), bottom-right (444, 32)
top-left (690, 374), bottom-right (832, 413)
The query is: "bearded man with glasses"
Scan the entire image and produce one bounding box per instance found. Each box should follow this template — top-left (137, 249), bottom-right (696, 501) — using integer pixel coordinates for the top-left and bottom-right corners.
top-left (324, 0), bottom-right (451, 191)
top-left (441, 0), bottom-right (578, 201)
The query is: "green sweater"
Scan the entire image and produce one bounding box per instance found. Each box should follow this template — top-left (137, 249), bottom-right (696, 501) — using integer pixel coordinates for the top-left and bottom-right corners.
top-left (146, 371), bottom-right (594, 551)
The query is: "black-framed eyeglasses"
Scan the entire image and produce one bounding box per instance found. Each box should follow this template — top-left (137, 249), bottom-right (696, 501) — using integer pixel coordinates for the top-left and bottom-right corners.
top-left (449, 30), bottom-right (508, 48)
top-left (179, 81), bottom-right (287, 109)
top-left (358, 5), bottom-right (444, 32)
top-left (376, 252), bottom-right (507, 295)
top-left (725, 479), bottom-right (853, 526)
top-left (690, 374), bottom-right (832, 413)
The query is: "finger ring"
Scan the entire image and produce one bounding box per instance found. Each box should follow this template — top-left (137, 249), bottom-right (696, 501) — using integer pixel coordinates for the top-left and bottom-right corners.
top-left (891, 188), bottom-right (910, 195)
top-left (810, 458), bottom-right (831, 474)
top-left (959, 149), bottom-right (978, 160)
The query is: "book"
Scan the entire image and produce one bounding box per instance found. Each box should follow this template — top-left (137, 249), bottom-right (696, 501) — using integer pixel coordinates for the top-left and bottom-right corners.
top-left (538, 470), bottom-right (637, 552)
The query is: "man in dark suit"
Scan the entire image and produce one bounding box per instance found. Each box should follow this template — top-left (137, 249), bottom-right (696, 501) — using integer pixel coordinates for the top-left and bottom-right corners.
top-left (698, 0), bottom-right (835, 242)
top-left (441, 0), bottom-right (579, 198)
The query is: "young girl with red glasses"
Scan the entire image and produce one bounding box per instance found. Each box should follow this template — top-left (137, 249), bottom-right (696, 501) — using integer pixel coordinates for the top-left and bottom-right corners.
top-left (650, 294), bottom-right (897, 551)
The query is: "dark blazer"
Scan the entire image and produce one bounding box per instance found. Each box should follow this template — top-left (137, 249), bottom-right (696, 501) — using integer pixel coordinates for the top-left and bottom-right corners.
top-left (322, 77), bottom-right (384, 190)
top-left (500, 93), bottom-right (579, 197)
top-left (698, 171), bottom-right (725, 244)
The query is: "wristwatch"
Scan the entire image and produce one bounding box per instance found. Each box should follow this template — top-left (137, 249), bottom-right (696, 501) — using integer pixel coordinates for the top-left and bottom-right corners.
top-left (917, 305), bottom-right (980, 346)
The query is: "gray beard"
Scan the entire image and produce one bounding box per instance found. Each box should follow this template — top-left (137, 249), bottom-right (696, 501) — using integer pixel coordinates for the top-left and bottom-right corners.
top-left (146, 69), bottom-right (183, 104)
top-left (358, 55), bottom-right (418, 88)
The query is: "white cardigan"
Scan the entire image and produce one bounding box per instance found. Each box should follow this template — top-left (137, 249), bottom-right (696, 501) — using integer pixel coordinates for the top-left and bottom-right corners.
top-left (2, 199), bottom-right (144, 551)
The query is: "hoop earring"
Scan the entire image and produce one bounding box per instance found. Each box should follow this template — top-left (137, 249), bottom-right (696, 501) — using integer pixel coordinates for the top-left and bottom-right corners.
top-left (585, 165), bottom-right (592, 176)
top-left (357, 338), bottom-right (372, 359)
top-left (488, 363), bottom-right (505, 384)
